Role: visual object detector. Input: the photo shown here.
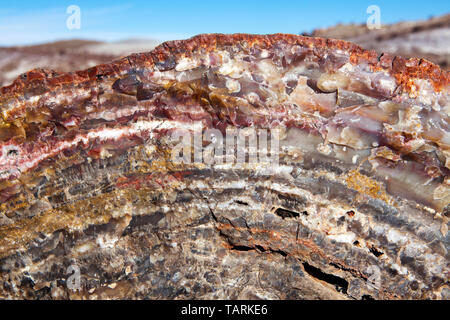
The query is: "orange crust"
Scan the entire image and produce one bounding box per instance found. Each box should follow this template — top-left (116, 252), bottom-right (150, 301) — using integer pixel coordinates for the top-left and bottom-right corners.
top-left (0, 33), bottom-right (448, 99)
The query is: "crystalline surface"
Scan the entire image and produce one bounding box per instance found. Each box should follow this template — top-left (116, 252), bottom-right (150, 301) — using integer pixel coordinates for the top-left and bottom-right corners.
top-left (0, 34), bottom-right (448, 299)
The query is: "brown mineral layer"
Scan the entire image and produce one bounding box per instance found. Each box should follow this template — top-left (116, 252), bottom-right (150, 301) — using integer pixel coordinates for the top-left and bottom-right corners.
top-left (0, 34), bottom-right (448, 299)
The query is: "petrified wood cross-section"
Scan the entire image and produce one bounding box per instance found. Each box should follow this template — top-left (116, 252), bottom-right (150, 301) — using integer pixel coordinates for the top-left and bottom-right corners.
top-left (0, 34), bottom-right (448, 299)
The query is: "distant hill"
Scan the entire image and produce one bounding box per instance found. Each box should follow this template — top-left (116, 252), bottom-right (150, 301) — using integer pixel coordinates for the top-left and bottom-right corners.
top-left (303, 14), bottom-right (450, 69)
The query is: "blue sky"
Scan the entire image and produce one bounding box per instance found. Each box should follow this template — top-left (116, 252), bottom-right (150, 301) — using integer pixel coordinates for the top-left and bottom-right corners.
top-left (0, 0), bottom-right (448, 46)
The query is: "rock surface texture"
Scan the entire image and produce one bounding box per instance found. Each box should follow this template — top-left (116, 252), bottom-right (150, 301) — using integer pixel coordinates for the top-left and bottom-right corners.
top-left (0, 34), bottom-right (448, 300)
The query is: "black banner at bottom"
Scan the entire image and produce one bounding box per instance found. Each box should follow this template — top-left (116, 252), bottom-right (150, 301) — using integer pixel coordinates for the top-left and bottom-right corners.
top-left (0, 299), bottom-right (445, 318)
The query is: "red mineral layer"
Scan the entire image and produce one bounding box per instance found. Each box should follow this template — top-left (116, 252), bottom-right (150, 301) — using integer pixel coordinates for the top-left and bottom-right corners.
top-left (1, 34), bottom-right (447, 97)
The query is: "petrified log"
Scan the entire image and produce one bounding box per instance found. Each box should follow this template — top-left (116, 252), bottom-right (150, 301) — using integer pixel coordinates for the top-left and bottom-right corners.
top-left (0, 34), bottom-right (448, 300)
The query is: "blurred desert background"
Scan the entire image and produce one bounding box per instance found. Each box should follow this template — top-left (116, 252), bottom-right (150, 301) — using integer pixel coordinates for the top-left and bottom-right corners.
top-left (0, 13), bottom-right (448, 87)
